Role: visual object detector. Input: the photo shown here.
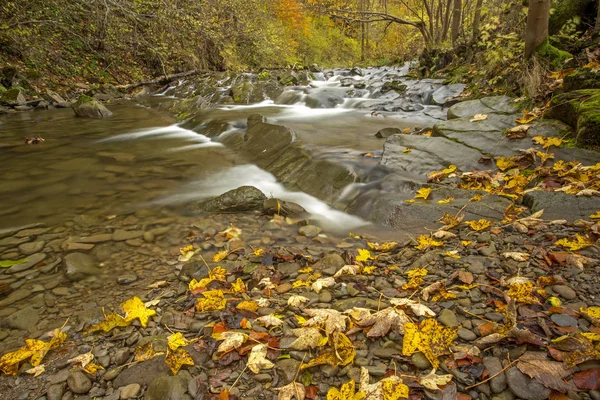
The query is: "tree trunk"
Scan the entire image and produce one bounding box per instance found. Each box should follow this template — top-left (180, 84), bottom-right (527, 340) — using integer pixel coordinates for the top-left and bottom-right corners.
top-left (441, 0), bottom-right (453, 41)
top-left (451, 0), bottom-right (462, 44)
top-left (472, 0), bottom-right (483, 41)
top-left (524, 0), bottom-right (551, 58)
top-left (595, 0), bottom-right (600, 32)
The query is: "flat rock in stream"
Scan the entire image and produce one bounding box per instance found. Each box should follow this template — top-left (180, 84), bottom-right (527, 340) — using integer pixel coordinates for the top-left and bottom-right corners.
top-left (193, 186), bottom-right (266, 213)
top-left (447, 96), bottom-right (518, 119)
top-left (63, 252), bottom-right (101, 281)
top-left (381, 134), bottom-right (486, 177)
top-left (523, 190), bottom-right (600, 222)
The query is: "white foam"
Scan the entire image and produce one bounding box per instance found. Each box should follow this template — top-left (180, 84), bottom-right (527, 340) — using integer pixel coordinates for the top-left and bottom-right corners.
top-left (157, 165), bottom-right (368, 231)
top-left (98, 125), bottom-right (212, 143)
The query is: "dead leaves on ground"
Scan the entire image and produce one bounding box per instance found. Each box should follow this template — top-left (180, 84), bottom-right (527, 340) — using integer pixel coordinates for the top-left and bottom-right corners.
top-left (0, 328), bottom-right (66, 376)
top-left (85, 296), bottom-right (156, 334)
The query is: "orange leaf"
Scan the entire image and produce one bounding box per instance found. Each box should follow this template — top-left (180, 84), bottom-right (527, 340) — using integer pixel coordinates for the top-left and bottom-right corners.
top-left (218, 390), bottom-right (230, 400)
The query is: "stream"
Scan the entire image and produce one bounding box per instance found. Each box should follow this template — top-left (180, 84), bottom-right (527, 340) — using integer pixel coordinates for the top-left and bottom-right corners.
top-left (0, 66), bottom-right (461, 361)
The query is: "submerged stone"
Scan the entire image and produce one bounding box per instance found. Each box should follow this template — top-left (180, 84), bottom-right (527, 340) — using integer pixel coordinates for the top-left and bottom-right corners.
top-left (72, 95), bottom-right (113, 118)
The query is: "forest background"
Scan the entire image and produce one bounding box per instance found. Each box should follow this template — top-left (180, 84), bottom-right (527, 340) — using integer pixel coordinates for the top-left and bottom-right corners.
top-left (0, 0), bottom-right (598, 99)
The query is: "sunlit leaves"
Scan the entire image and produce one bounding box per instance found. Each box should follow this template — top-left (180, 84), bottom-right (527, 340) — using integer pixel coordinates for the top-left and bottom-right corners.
top-left (84, 312), bottom-right (128, 334)
top-left (496, 156), bottom-right (518, 171)
top-left (415, 187), bottom-right (432, 200)
top-left (428, 165), bottom-right (457, 183)
top-left (0, 329), bottom-right (67, 375)
top-left (327, 379), bottom-right (366, 400)
top-left (366, 241), bottom-right (397, 252)
top-left (247, 344), bottom-right (274, 374)
top-left (419, 370), bottom-right (453, 390)
top-left (414, 235), bottom-right (443, 250)
top-left (507, 281), bottom-right (540, 304)
top-left (464, 219), bottom-right (493, 231)
top-left (302, 332), bottom-right (355, 369)
top-left (212, 250), bottom-right (229, 262)
top-left (532, 135), bottom-right (564, 149)
top-left (401, 319), bottom-right (457, 368)
top-left (165, 348), bottom-right (194, 375)
top-left (121, 296), bottom-right (156, 328)
top-left (555, 234), bottom-right (595, 251)
top-left (135, 342), bottom-right (163, 362)
top-left (470, 114), bottom-right (488, 122)
top-left (356, 249), bottom-right (373, 262)
top-left (196, 290), bottom-right (227, 312)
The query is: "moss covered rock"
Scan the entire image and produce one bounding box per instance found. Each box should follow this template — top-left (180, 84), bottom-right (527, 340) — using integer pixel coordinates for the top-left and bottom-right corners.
top-left (0, 88), bottom-right (26, 106)
top-left (547, 89), bottom-right (600, 147)
top-left (72, 95), bottom-right (113, 118)
top-left (563, 68), bottom-right (600, 91)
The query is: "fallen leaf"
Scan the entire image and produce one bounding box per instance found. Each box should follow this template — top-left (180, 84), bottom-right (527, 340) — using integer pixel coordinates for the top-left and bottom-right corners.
top-left (433, 231), bottom-right (457, 239)
top-left (256, 314), bottom-right (284, 327)
top-left (196, 290), bottom-right (227, 312)
top-left (212, 250), bottom-right (229, 262)
top-left (573, 369), bottom-right (600, 390)
top-left (414, 236), bottom-right (443, 250)
top-left (419, 369), bottom-right (453, 390)
top-left (401, 319), bottom-right (457, 368)
top-left (121, 296), bottom-right (156, 327)
top-left (302, 332), bottom-right (355, 369)
top-left (390, 298), bottom-right (436, 317)
top-left (304, 309), bottom-right (348, 336)
top-left (367, 241), bottom-right (398, 252)
top-left (334, 265), bottom-right (361, 278)
top-left (516, 352), bottom-right (576, 392)
top-left (277, 382), bottom-right (306, 400)
top-left (288, 295), bottom-right (310, 307)
top-left (134, 342), bottom-right (164, 362)
top-left (437, 197), bottom-right (454, 204)
top-left (168, 332), bottom-right (193, 351)
top-left (470, 114), bottom-right (488, 122)
top-left (217, 332), bottom-right (247, 353)
top-left (312, 277), bottom-right (336, 293)
top-left (464, 219), bottom-right (493, 231)
top-left (356, 249), bottom-right (373, 262)
top-left (68, 352), bottom-right (94, 368)
top-left (290, 328), bottom-right (323, 350)
top-left (555, 234), bottom-right (595, 251)
top-left (165, 348), bottom-right (194, 375)
top-left (326, 379), bottom-right (366, 400)
top-left (236, 300), bottom-right (259, 312)
top-left (247, 344), bottom-right (275, 374)
top-left (0, 258), bottom-right (28, 268)
top-left (359, 366), bottom-right (408, 399)
top-left (533, 136), bottom-right (564, 149)
top-left (415, 188), bottom-right (432, 200)
top-left (84, 312), bottom-right (128, 334)
top-left (25, 364), bottom-right (46, 377)
top-left (502, 252), bottom-right (530, 262)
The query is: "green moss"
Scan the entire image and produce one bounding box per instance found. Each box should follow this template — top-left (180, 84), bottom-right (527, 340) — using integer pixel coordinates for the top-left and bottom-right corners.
top-left (537, 40), bottom-right (571, 67)
top-left (548, 89), bottom-right (600, 147)
top-left (257, 71), bottom-right (270, 80)
top-left (0, 85), bottom-right (6, 93)
top-left (549, 0), bottom-right (594, 34)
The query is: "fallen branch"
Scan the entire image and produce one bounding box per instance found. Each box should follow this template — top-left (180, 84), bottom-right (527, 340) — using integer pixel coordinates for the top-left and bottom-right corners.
top-left (114, 70), bottom-right (198, 90)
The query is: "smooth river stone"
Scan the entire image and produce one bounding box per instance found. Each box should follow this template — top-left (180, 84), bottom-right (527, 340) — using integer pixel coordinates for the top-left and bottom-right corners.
top-left (7, 253), bottom-right (47, 273)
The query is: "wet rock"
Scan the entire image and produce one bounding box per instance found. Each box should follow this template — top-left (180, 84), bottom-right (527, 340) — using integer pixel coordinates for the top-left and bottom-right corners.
top-left (375, 128), bottom-right (402, 138)
top-left (447, 96), bottom-right (518, 119)
top-left (67, 370), bottom-right (92, 394)
top-left (550, 314), bottom-right (578, 327)
top-left (7, 253), bottom-right (47, 273)
top-left (78, 234), bottom-right (113, 243)
top-left (195, 186), bottom-right (266, 213)
top-left (263, 198), bottom-right (307, 217)
top-left (313, 253), bottom-right (345, 272)
top-left (145, 375), bottom-right (188, 400)
top-left (5, 306), bottom-right (40, 332)
top-left (431, 84), bottom-right (465, 105)
top-left (113, 357), bottom-right (170, 388)
top-left (552, 285), bottom-right (577, 300)
top-left (120, 383), bottom-right (141, 399)
top-left (117, 273), bottom-right (138, 284)
top-left (457, 328), bottom-right (477, 341)
top-left (305, 90), bottom-right (345, 109)
top-left (505, 367), bottom-right (550, 400)
top-left (64, 252), bottom-right (100, 281)
top-left (0, 88), bottom-right (26, 106)
top-left (18, 240), bottom-right (45, 255)
top-left (483, 357), bottom-right (507, 393)
top-left (298, 225), bottom-right (321, 238)
top-left (72, 95), bottom-right (113, 118)
top-left (438, 309), bottom-right (459, 327)
top-left (411, 352), bottom-right (432, 369)
top-left (0, 288), bottom-right (31, 306)
top-left (112, 230), bottom-right (144, 241)
top-left (47, 383), bottom-right (64, 400)
top-left (45, 90), bottom-right (66, 104)
top-left (523, 191), bottom-right (600, 222)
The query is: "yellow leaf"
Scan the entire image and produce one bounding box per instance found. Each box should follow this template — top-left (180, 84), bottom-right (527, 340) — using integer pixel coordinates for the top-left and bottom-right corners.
top-left (222, 226), bottom-right (241, 240)
top-left (414, 235), bottom-right (444, 250)
top-left (230, 278), bottom-right (246, 293)
top-left (0, 330), bottom-right (67, 375)
top-left (134, 342), bottom-right (163, 362)
top-left (362, 266), bottom-right (376, 274)
top-left (461, 240), bottom-right (473, 246)
top-left (419, 370), bottom-right (453, 391)
top-left (442, 251), bottom-right (461, 259)
top-left (547, 297), bottom-right (561, 307)
top-left (82, 363), bottom-right (104, 376)
top-left (437, 197), bottom-right (454, 204)
top-left (189, 277), bottom-right (213, 292)
top-left (415, 188), bottom-right (432, 200)
top-left (212, 250), bottom-right (229, 262)
top-left (298, 267), bottom-right (313, 273)
top-left (302, 332), bottom-right (355, 369)
top-left (428, 164), bottom-right (457, 182)
top-left (404, 199), bottom-right (415, 204)
top-left (555, 234), bottom-right (595, 251)
top-left (247, 343), bottom-right (275, 374)
top-left (403, 148), bottom-right (412, 153)
top-left (367, 241), bottom-right (397, 252)
top-left (470, 114), bottom-right (488, 122)
top-left (532, 135), bottom-right (564, 149)
top-left (401, 319), bottom-right (457, 368)
top-left (590, 211), bottom-right (600, 219)
top-left (292, 280), bottom-right (311, 288)
top-left (582, 306), bottom-right (600, 319)
top-left (382, 379), bottom-right (409, 400)
top-left (211, 266), bottom-right (228, 281)
top-left (439, 212), bottom-right (464, 230)
top-left (25, 364), bottom-right (46, 377)
top-left (515, 109), bottom-right (539, 124)
top-left (356, 249), bottom-right (373, 262)
top-left (469, 194), bottom-right (483, 202)
top-left (165, 348), bottom-right (194, 375)
top-left (121, 296), bottom-right (156, 327)
top-left (402, 128), bottom-right (411, 134)
top-left (407, 268), bottom-right (428, 278)
top-left (84, 312), bottom-right (128, 334)
top-left (464, 219), bottom-right (493, 231)
top-left (253, 248), bottom-right (264, 256)
top-left (422, 130), bottom-right (432, 137)
top-left (402, 276), bottom-right (425, 290)
top-left (196, 290), bottom-right (227, 312)
top-left (168, 332), bottom-right (193, 351)
top-left (582, 333), bottom-right (600, 342)
top-left (507, 282), bottom-right (540, 304)
top-left (236, 300), bottom-right (259, 312)
top-left (327, 379), bottom-right (366, 400)
top-left (496, 156), bottom-right (518, 171)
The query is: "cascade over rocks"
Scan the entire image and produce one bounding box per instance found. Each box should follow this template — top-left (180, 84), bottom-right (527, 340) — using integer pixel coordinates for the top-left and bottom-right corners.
top-left (191, 186), bottom-right (267, 213)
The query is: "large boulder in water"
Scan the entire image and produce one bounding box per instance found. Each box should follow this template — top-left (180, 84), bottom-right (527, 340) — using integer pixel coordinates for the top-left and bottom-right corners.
top-left (72, 95), bottom-right (112, 118)
top-left (305, 89), bottom-right (344, 108)
top-left (0, 88), bottom-right (26, 106)
top-left (194, 186), bottom-right (267, 213)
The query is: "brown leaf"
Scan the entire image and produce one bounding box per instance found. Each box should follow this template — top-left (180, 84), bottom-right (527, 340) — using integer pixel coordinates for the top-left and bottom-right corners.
top-left (573, 369), bottom-right (600, 390)
top-left (516, 352), bottom-right (576, 393)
